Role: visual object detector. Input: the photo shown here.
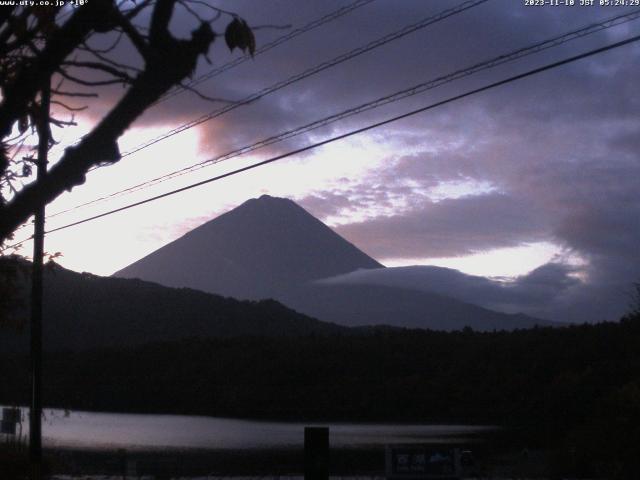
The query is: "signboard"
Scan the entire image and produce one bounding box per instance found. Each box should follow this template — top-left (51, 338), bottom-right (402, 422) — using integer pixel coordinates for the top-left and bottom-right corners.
top-left (1, 420), bottom-right (16, 435)
top-left (386, 445), bottom-right (461, 480)
top-left (2, 408), bottom-right (20, 424)
top-left (126, 459), bottom-right (137, 477)
top-left (1, 408), bottom-right (20, 435)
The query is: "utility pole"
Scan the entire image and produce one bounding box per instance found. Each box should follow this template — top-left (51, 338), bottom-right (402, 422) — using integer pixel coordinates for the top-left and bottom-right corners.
top-left (30, 78), bottom-right (50, 479)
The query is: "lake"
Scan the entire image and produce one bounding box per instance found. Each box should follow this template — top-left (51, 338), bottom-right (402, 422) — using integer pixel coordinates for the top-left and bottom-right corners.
top-left (3, 407), bottom-right (492, 451)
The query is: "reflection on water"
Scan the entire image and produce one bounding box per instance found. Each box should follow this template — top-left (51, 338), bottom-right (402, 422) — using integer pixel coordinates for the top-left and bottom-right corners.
top-left (3, 407), bottom-right (492, 451)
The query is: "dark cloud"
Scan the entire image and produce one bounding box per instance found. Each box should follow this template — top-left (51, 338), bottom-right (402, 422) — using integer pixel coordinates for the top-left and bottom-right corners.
top-left (61, 1), bottom-right (640, 323)
top-left (318, 262), bottom-right (582, 321)
top-left (310, 101), bottom-right (640, 321)
top-left (299, 191), bottom-right (366, 219)
top-left (609, 129), bottom-right (640, 155)
top-left (77, 1), bottom-right (640, 166)
top-left (333, 192), bottom-right (549, 258)
top-left (283, 2), bottom-right (640, 323)
top-left (294, 1), bottom-right (637, 323)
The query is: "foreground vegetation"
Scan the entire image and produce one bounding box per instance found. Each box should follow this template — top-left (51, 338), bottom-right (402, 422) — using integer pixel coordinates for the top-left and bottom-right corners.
top-left (1, 313), bottom-right (639, 477)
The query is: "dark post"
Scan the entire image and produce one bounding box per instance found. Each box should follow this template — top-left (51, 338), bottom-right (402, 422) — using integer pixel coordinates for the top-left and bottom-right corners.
top-left (30, 79), bottom-right (50, 478)
top-left (304, 426), bottom-right (329, 480)
top-left (118, 448), bottom-right (127, 480)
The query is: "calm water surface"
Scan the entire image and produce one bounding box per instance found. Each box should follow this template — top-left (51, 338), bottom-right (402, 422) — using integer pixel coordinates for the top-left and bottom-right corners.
top-left (4, 407), bottom-right (492, 451)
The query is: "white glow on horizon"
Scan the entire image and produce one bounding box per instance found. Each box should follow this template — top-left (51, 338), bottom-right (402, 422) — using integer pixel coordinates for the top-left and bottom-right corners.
top-left (36, 131), bottom-right (397, 276)
top-left (9, 119), bottom-right (555, 283)
top-left (382, 242), bottom-right (561, 278)
top-left (8, 118), bottom-right (552, 283)
top-left (426, 179), bottom-right (498, 202)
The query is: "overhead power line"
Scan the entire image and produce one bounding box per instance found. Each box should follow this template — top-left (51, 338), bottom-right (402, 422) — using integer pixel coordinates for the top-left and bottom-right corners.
top-left (37, 32), bottom-right (640, 239)
top-left (4, 0), bottom-right (491, 241)
top-left (46, 0), bottom-right (377, 158)
top-left (44, 8), bottom-right (640, 220)
top-left (157, 0), bottom-right (377, 105)
top-left (118, 0), bottom-right (491, 158)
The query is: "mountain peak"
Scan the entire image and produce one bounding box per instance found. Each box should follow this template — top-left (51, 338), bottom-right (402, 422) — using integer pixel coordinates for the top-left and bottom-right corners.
top-left (115, 196), bottom-right (383, 299)
top-left (245, 194), bottom-right (285, 205)
top-left (232, 194), bottom-right (303, 217)
top-left (257, 193), bottom-right (278, 201)
top-left (113, 195), bottom-right (549, 332)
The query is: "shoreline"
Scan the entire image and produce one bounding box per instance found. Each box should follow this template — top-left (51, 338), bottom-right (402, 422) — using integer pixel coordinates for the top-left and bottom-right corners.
top-left (4, 403), bottom-right (498, 427)
top-left (42, 441), bottom-right (547, 478)
top-left (45, 445), bottom-right (391, 476)
top-left (1, 429), bottom-right (547, 478)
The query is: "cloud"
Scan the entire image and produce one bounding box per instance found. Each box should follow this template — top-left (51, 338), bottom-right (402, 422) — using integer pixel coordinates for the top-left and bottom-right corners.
top-left (48, 1), bottom-right (640, 323)
top-left (332, 192), bottom-right (549, 258)
top-left (318, 262), bottom-right (582, 321)
top-left (212, 0), bottom-right (640, 324)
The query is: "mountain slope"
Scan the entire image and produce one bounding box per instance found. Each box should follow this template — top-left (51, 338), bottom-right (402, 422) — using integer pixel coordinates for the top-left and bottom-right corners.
top-left (115, 195), bottom-right (383, 299)
top-left (281, 283), bottom-right (548, 330)
top-left (0, 263), bottom-right (346, 353)
top-left (114, 195), bottom-right (551, 331)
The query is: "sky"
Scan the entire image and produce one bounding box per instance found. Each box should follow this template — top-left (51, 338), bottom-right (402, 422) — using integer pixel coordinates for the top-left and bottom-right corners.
top-left (7, 0), bottom-right (640, 323)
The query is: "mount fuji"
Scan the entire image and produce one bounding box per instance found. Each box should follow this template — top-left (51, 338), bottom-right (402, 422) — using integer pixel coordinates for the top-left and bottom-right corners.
top-left (115, 195), bottom-right (551, 331)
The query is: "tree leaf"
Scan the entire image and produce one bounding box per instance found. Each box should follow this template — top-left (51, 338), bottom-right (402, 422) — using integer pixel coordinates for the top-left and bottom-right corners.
top-left (240, 19), bottom-right (255, 57)
top-left (224, 17), bottom-right (255, 56)
top-left (224, 17), bottom-right (243, 52)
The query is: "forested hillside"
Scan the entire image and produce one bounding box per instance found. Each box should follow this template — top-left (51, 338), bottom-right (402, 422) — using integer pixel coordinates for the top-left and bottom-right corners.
top-left (0, 262), bottom-right (346, 352)
top-left (2, 315), bottom-right (639, 475)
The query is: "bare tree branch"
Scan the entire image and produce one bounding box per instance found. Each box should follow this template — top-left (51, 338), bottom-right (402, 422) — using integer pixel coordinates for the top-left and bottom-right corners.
top-left (178, 81), bottom-right (234, 103)
top-left (57, 68), bottom-right (129, 87)
top-left (0, 10), bottom-right (216, 241)
top-left (61, 60), bottom-right (136, 83)
top-left (50, 90), bottom-right (99, 98)
top-left (51, 100), bottom-right (88, 112)
top-left (149, 0), bottom-right (175, 45)
top-left (0, 1), bottom-right (258, 248)
top-left (80, 30), bottom-right (125, 55)
top-left (49, 116), bottom-right (78, 128)
top-left (0, 0), bottom-right (120, 138)
top-left (122, 0), bottom-right (155, 20)
top-left (81, 46), bottom-right (142, 73)
top-left (112, 8), bottom-right (151, 60)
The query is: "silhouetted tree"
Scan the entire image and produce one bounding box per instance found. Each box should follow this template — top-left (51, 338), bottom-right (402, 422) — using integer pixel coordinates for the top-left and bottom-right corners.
top-left (0, 0), bottom-right (255, 245)
top-left (627, 282), bottom-right (640, 319)
top-left (0, 1), bottom-right (257, 326)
